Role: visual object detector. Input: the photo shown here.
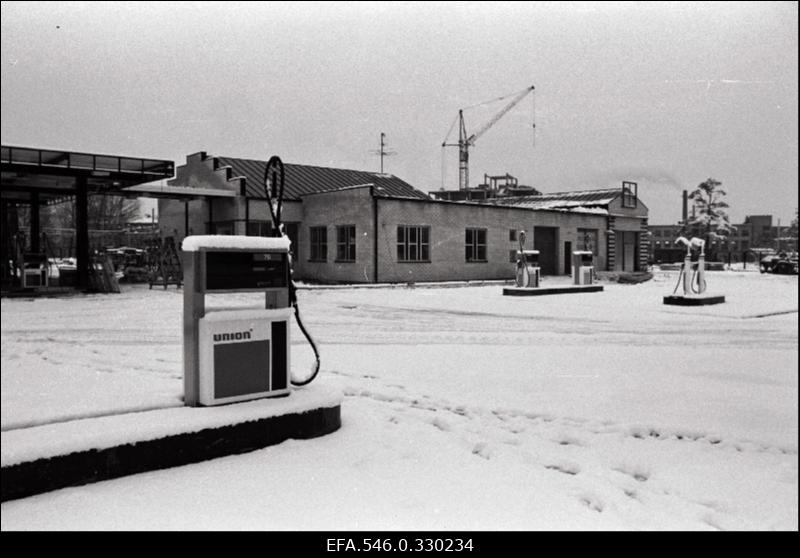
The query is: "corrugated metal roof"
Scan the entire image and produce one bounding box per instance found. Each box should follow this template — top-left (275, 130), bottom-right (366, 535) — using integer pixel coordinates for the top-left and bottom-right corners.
top-left (486, 187), bottom-right (621, 210)
top-left (216, 156), bottom-right (429, 200)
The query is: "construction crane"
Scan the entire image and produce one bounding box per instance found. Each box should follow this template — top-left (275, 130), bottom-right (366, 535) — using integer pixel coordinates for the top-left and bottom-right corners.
top-left (442, 85), bottom-right (535, 191)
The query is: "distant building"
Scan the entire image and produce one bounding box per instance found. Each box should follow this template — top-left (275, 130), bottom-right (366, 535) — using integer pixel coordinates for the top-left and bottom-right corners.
top-left (648, 214), bottom-right (796, 263)
top-left (158, 152), bottom-right (649, 283)
top-left (431, 173), bottom-right (541, 202)
top-left (482, 183), bottom-right (650, 273)
top-left (124, 217), bottom-right (158, 234)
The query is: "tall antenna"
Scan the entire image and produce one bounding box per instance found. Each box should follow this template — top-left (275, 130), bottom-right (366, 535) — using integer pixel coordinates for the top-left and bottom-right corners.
top-left (369, 132), bottom-right (397, 173)
top-left (531, 89), bottom-right (536, 147)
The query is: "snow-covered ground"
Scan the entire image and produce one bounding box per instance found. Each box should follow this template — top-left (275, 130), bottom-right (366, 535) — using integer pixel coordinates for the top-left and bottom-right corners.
top-left (1, 270), bottom-right (797, 531)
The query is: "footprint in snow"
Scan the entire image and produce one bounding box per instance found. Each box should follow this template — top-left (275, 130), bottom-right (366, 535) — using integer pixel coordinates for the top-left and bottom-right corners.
top-left (431, 416), bottom-right (451, 431)
top-left (613, 464), bottom-right (651, 483)
top-left (554, 434), bottom-right (587, 447)
top-left (544, 461), bottom-right (581, 476)
top-left (448, 406), bottom-right (469, 417)
top-left (578, 494), bottom-right (604, 512)
top-left (472, 442), bottom-right (492, 459)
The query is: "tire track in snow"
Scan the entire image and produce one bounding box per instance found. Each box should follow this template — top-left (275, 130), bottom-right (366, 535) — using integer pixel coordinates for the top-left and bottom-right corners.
top-left (341, 381), bottom-right (798, 459)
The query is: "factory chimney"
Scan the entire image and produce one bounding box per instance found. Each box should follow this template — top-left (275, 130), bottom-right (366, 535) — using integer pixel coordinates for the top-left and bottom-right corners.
top-left (682, 190), bottom-right (688, 224)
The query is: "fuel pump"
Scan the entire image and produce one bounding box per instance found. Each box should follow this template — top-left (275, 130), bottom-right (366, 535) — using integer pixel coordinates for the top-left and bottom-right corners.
top-left (504, 231), bottom-right (603, 296)
top-left (571, 251), bottom-right (594, 285)
top-left (182, 155), bottom-right (320, 407)
top-left (672, 236), bottom-right (707, 296)
top-left (515, 230), bottom-right (540, 288)
top-left (691, 238), bottom-right (707, 294)
top-left (674, 236), bottom-right (693, 295)
top-left (182, 237), bottom-right (293, 405)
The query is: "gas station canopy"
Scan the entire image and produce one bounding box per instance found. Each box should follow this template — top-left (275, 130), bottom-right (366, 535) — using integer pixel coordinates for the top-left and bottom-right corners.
top-left (1, 145), bottom-right (176, 292)
top-left (1, 145), bottom-right (175, 204)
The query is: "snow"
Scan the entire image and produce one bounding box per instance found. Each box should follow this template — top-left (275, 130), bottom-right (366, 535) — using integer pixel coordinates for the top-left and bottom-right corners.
top-left (1, 270), bottom-right (797, 531)
top-left (201, 307), bottom-right (293, 321)
top-left (181, 235), bottom-right (291, 252)
top-left (1, 383), bottom-right (341, 467)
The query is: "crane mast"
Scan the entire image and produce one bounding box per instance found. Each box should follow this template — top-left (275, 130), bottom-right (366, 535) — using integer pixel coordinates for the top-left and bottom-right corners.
top-left (443, 85), bottom-right (535, 191)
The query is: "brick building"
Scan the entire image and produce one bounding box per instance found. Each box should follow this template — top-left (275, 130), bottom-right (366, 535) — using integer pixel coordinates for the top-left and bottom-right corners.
top-left (158, 152), bottom-right (649, 283)
top-left (649, 214), bottom-right (796, 263)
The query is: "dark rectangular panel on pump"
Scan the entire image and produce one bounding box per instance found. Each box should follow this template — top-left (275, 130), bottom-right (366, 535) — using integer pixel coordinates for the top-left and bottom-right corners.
top-left (213, 339), bottom-right (271, 398)
top-left (205, 251), bottom-right (288, 291)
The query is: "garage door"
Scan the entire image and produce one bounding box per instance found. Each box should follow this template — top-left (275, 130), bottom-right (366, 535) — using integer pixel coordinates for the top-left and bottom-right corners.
top-left (533, 226), bottom-right (558, 275)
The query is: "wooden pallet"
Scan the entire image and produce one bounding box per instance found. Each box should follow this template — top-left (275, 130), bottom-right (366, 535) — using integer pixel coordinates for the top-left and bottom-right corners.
top-left (89, 255), bottom-right (121, 293)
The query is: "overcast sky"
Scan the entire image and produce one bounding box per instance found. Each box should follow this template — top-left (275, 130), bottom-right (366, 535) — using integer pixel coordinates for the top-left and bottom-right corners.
top-left (1, 1), bottom-right (797, 225)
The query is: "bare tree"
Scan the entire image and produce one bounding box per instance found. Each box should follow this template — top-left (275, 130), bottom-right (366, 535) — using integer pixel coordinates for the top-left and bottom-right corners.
top-left (46, 195), bottom-right (141, 230)
top-left (788, 207), bottom-right (798, 244)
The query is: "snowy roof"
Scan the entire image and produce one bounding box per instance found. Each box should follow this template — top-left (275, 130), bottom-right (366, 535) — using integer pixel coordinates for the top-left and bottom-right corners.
top-left (486, 188), bottom-right (621, 211)
top-left (215, 156), bottom-right (430, 201)
top-left (181, 235), bottom-right (291, 252)
top-left (124, 183), bottom-right (236, 199)
top-left (547, 206), bottom-right (609, 215)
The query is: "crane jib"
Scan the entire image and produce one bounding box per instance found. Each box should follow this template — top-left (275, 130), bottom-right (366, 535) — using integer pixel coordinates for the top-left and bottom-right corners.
top-left (442, 85), bottom-right (535, 191)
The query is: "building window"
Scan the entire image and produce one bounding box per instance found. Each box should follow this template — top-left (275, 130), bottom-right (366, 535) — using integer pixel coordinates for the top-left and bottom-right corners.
top-left (397, 225), bottom-right (430, 262)
top-left (509, 250), bottom-right (518, 263)
top-left (211, 221), bottom-right (234, 235)
top-left (465, 228), bottom-right (487, 262)
top-left (509, 229), bottom-right (517, 242)
top-left (336, 225), bottom-right (356, 262)
top-left (247, 220), bottom-right (272, 237)
top-left (309, 226), bottom-right (327, 261)
top-left (577, 228), bottom-right (599, 255)
top-left (622, 181), bottom-right (638, 208)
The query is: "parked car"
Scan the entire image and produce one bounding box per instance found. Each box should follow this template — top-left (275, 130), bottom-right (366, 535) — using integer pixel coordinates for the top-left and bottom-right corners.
top-left (760, 252), bottom-right (799, 275)
top-left (104, 247), bottom-right (148, 282)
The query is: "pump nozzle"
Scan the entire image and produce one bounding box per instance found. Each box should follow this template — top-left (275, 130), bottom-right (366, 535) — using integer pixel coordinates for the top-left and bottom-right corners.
top-left (675, 236), bottom-right (691, 256)
top-left (690, 237), bottom-right (706, 256)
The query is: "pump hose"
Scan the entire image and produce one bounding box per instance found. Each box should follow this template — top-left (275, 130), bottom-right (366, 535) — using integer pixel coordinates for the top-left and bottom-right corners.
top-left (672, 263), bottom-right (684, 294)
top-left (690, 267), bottom-right (707, 294)
top-left (264, 156), bottom-right (321, 386)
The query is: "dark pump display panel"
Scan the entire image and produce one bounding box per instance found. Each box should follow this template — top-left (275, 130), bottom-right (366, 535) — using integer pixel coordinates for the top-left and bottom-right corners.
top-left (205, 251), bottom-right (288, 291)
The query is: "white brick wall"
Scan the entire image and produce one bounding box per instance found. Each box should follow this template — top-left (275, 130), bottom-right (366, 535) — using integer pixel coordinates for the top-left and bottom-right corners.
top-left (375, 199), bottom-right (609, 282)
top-left (298, 188), bottom-right (376, 283)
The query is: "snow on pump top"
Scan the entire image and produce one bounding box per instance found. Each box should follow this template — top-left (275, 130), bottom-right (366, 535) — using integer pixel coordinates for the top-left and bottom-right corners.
top-left (181, 235), bottom-right (291, 252)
